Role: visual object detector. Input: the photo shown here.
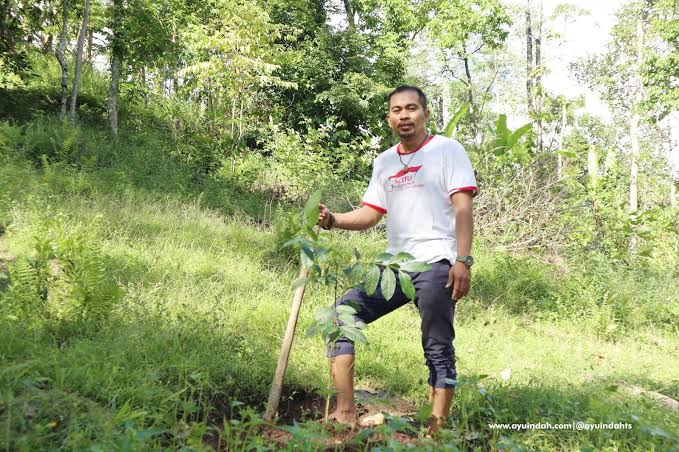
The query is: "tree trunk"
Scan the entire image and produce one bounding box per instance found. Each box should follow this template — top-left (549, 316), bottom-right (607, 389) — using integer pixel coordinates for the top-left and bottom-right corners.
top-left (162, 64), bottom-right (168, 97)
top-left (436, 94), bottom-right (444, 131)
top-left (629, 15), bottom-right (644, 215)
top-left (557, 99), bottom-right (566, 178)
top-left (107, 0), bottom-right (123, 136)
top-left (463, 54), bottom-right (479, 146)
top-left (86, 28), bottom-right (93, 66)
top-left (493, 51), bottom-right (501, 114)
top-left (55, 0), bottom-right (69, 121)
top-left (525, 0), bottom-right (533, 118)
top-left (231, 99), bottom-right (236, 136)
top-left (587, 144), bottom-right (598, 190)
top-left (534, 0), bottom-right (543, 152)
top-left (43, 34), bottom-right (54, 52)
top-left (172, 21), bottom-right (178, 94)
top-left (343, 0), bottom-right (355, 32)
top-left (588, 144), bottom-right (598, 211)
top-left (441, 84), bottom-right (451, 130)
top-left (69, 0), bottom-right (90, 121)
top-left (238, 97), bottom-right (244, 139)
top-left (0, 0), bottom-right (16, 55)
top-left (141, 66), bottom-right (147, 107)
top-left (604, 145), bottom-right (616, 179)
top-left (630, 117), bottom-right (640, 212)
top-left (107, 54), bottom-right (121, 136)
top-left (629, 13), bottom-right (644, 252)
top-left (667, 123), bottom-right (676, 208)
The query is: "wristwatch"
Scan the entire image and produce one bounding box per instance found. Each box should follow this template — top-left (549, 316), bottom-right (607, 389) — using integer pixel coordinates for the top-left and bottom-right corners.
top-left (455, 255), bottom-right (474, 268)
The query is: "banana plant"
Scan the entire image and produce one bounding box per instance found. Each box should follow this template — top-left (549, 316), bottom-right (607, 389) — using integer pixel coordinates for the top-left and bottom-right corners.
top-left (442, 103), bottom-right (469, 138)
top-left (491, 114), bottom-right (532, 157)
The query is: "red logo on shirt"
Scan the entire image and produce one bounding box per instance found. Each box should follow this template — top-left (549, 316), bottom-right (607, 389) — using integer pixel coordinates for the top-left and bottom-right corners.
top-left (388, 165), bottom-right (423, 180)
top-left (387, 165), bottom-right (424, 192)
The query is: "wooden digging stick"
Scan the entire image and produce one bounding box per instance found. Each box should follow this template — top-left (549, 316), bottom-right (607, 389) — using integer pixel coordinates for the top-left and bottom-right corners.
top-left (264, 227), bottom-right (319, 422)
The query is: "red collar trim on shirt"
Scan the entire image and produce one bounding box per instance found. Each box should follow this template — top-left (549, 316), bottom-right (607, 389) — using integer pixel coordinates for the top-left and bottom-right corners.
top-left (396, 134), bottom-right (435, 155)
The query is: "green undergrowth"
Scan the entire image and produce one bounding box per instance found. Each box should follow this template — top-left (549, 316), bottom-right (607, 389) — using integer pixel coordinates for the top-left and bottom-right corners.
top-left (1, 119), bottom-right (678, 450)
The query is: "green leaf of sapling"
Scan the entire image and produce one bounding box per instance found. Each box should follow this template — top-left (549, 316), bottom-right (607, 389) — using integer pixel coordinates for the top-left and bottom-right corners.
top-left (381, 267), bottom-right (396, 301)
top-left (374, 252), bottom-right (394, 263)
top-left (282, 237), bottom-right (302, 248)
top-left (398, 270), bottom-right (416, 300)
top-left (315, 246), bottom-right (328, 262)
top-left (348, 263), bottom-right (364, 285)
top-left (306, 324), bottom-right (321, 337)
top-left (340, 325), bottom-right (367, 344)
top-left (335, 305), bottom-right (358, 316)
top-left (291, 276), bottom-right (309, 289)
top-left (303, 190), bottom-right (322, 227)
top-left (314, 306), bottom-right (334, 323)
top-left (300, 245), bottom-right (314, 268)
top-left (400, 261), bottom-right (431, 273)
top-left (391, 252), bottom-right (415, 263)
top-left (344, 300), bottom-right (362, 313)
top-left (337, 314), bottom-right (358, 326)
top-left (364, 264), bottom-right (380, 295)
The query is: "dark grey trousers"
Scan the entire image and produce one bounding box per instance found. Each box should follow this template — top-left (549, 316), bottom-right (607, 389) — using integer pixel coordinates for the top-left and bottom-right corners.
top-left (327, 259), bottom-right (457, 389)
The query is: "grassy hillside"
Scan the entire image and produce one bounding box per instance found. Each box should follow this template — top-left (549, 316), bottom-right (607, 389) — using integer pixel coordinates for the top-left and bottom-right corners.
top-left (1, 115), bottom-right (678, 450)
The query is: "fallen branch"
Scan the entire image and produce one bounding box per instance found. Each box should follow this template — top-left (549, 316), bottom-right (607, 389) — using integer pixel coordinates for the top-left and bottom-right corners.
top-left (618, 381), bottom-right (679, 411)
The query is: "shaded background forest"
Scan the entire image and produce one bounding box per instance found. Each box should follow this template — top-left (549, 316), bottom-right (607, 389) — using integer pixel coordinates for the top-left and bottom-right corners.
top-left (2, 0), bottom-right (677, 261)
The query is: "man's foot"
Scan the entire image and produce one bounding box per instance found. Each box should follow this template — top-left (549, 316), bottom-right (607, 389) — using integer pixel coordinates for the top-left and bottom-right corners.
top-left (326, 409), bottom-right (358, 428)
top-left (425, 415), bottom-right (446, 437)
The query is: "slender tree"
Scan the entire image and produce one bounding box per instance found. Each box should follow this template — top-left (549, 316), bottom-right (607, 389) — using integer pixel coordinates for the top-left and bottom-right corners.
top-left (343, 0), bottom-right (355, 32)
top-left (460, 46), bottom-right (481, 145)
top-left (55, 0), bottom-right (70, 120)
top-left (86, 28), bottom-right (93, 66)
top-left (526, 0), bottom-right (533, 118)
top-left (107, 0), bottom-right (123, 136)
top-left (668, 124), bottom-right (677, 209)
top-left (629, 12), bottom-right (644, 215)
top-left (534, 0), bottom-right (543, 152)
top-left (69, 0), bottom-right (90, 121)
top-left (557, 97), bottom-right (566, 178)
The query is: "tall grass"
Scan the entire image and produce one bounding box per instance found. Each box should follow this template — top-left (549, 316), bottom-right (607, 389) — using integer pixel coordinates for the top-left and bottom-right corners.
top-left (1, 114), bottom-right (678, 449)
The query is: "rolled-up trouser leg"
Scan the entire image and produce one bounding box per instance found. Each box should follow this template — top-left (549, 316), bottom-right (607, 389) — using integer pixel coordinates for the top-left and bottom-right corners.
top-left (414, 260), bottom-right (457, 389)
top-left (326, 268), bottom-right (410, 357)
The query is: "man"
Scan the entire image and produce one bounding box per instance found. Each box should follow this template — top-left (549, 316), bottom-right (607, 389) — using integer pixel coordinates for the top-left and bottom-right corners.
top-left (316, 85), bottom-right (477, 434)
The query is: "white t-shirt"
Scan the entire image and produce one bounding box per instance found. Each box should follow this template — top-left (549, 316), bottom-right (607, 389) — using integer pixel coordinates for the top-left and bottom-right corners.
top-left (361, 135), bottom-right (478, 264)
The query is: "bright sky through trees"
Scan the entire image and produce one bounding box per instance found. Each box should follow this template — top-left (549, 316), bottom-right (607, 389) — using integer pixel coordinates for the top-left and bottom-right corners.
top-left (525, 0), bottom-right (678, 173)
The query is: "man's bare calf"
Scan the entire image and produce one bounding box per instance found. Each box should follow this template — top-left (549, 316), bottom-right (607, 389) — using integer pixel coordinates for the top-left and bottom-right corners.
top-left (328, 354), bottom-right (357, 427)
top-left (428, 386), bottom-right (454, 435)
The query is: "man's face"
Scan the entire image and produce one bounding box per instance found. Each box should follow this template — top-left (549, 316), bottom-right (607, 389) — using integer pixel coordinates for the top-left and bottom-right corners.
top-left (386, 90), bottom-right (430, 139)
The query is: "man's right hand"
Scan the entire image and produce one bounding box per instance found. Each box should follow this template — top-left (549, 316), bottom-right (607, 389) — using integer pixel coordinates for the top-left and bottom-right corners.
top-left (317, 203), bottom-right (332, 228)
top-left (315, 204), bottom-right (383, 231)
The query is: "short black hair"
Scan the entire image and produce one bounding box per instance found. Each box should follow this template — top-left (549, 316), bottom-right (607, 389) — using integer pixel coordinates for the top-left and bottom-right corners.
top-left (387, 85), bottom-right (428, 111)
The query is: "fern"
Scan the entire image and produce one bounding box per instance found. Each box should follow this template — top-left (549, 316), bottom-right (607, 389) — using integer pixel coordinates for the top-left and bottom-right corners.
top-left (1, 257), bottom-right (42, 321)
top-left (1, 216), bottom-right (123, 334)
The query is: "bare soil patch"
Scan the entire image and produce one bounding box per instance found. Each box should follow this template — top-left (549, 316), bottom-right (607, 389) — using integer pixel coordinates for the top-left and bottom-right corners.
top-left (262, 387), bottom-right (422, 449)
top-left (206, 386), bottom-right (425, 450)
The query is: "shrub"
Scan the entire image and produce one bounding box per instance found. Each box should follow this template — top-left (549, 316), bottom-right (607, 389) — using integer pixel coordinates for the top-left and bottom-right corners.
top-left (0, 215), bottom-right (123, 338)
top-left (470, 253), bottom-right (561, 316)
